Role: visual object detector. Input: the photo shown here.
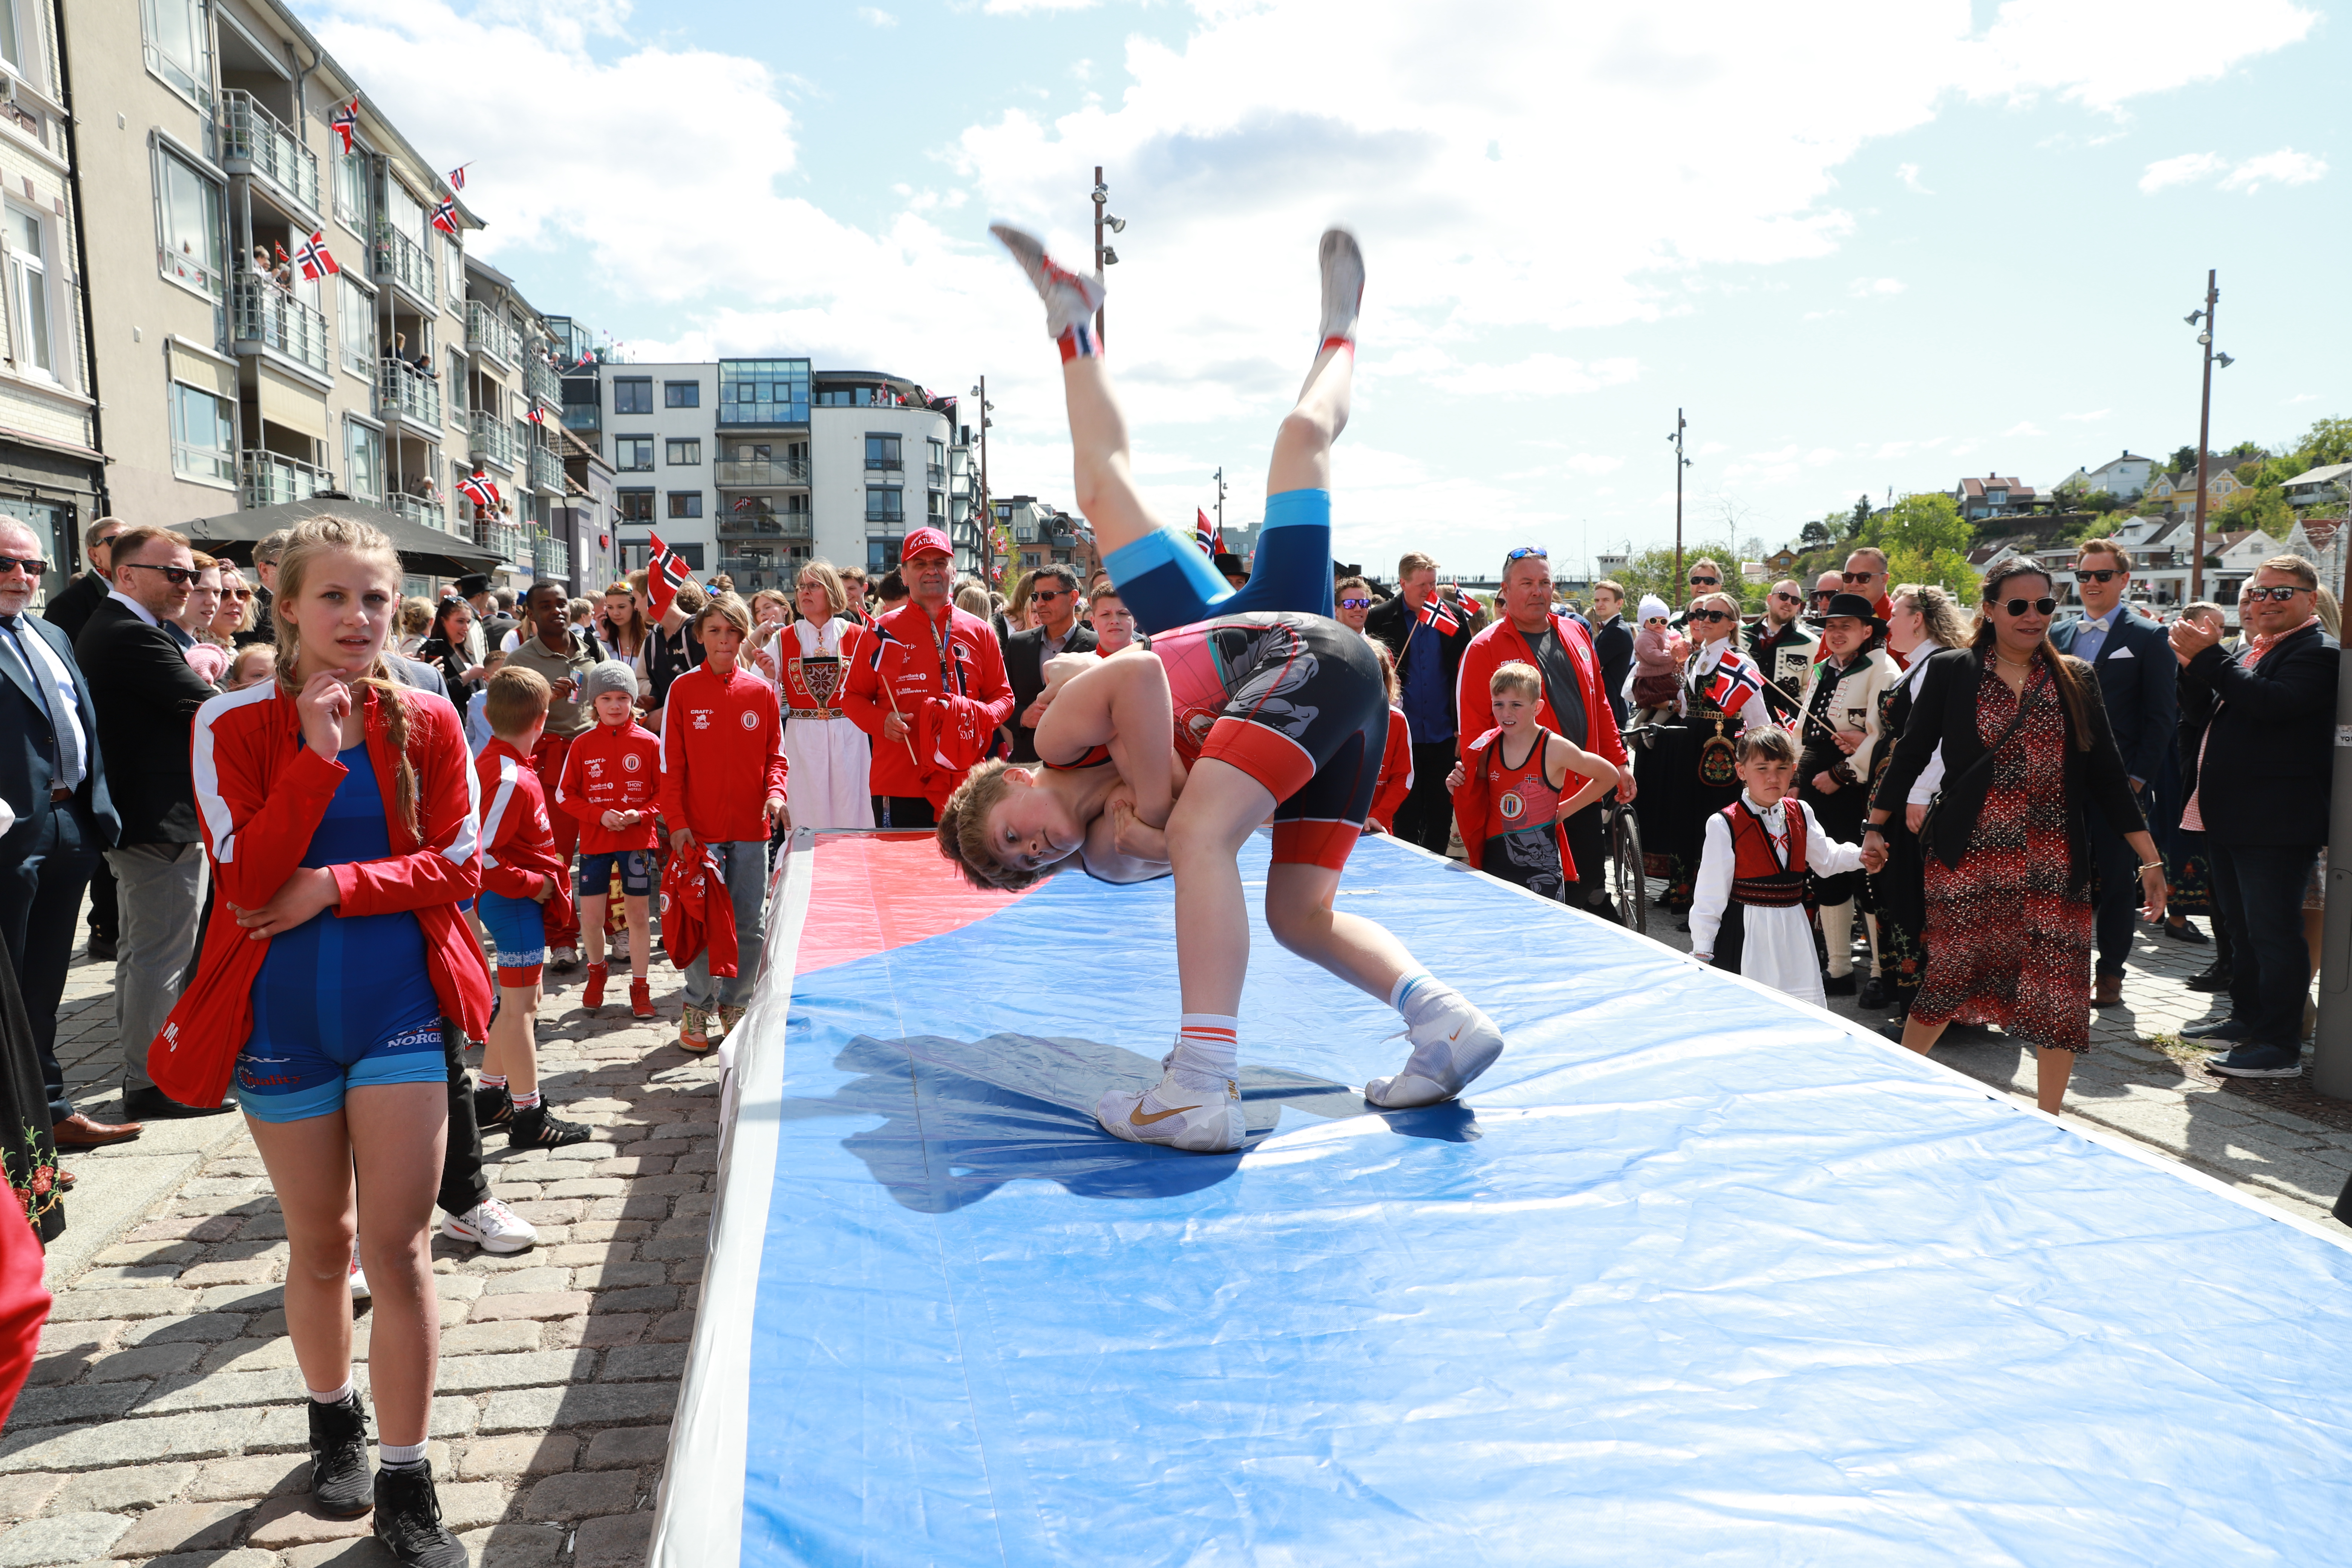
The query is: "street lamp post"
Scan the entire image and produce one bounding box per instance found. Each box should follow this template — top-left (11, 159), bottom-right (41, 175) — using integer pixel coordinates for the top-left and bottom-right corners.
top-left (1090, 169), bottom-right (1125, 349)
top-left (1213, 466), bottom-right (1227, 543)
top-left (969, 375), bottom-right (994, 579)
top-left (1668, 409), bottom-right (1690, 587)
top-left (2187, 271), bottom-right (2222, 603)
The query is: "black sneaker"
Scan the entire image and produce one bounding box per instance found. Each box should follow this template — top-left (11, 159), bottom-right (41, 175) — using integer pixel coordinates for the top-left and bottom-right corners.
top-left (507, 1104), bottom-right (592, 1148)
top-left (2180, 1017), bottom-right (2249, 1042)
top-left (1822, 973), bottom-right (1857, 997)
top-left (1857, 977), bottom-right (1889, 1009)
top-left (2184, 963), bottom-right (2233, 993)
top-left (472, 1083), bottom-right (511, 1129)
top-left (307, 1392), bottom-right (373, 1518)
top-left (372, 1461), bottom-right (467, 1567)
top-left (2164, 918), bottom-right (2210, 945)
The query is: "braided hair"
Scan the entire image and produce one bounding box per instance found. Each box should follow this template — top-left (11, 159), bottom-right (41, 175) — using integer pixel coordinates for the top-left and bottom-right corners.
top-left (269, 516), bottom-right (420, 838)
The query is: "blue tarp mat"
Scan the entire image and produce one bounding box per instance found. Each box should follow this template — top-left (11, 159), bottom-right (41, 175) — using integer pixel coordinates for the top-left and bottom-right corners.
top-left (725, 833), bottom-right (2352, 1565)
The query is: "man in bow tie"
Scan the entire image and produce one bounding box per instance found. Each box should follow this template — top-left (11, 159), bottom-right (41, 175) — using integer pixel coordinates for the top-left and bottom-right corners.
top-left (2050, 537), bottom-right (2177, 1008)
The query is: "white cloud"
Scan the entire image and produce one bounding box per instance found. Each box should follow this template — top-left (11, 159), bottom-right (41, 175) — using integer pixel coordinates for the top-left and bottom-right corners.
top-left (2061, 408), bottom-right (2110, 422)
top-left (1895, 162), bottom-right (1931, 192)
top-left (856, 5), bottom-right (896, 26)
top-left (1847, 277), bottom-right (1905, 297)
top-left (2219, 147), bottom-right (2328, 191)
top-left (2286, 392), bottom-right (2322, 405)
top-left (2003, 421), bottom-right (2046, 437)
top-left (1426, 353), bottom-right (1639, 397)
top-left (2139, 152), bottom-right (2226, 192)
top-left (983, 0), bottom-right (1098, 12)
top-left (1558, 453), bottom-right (1625, 476)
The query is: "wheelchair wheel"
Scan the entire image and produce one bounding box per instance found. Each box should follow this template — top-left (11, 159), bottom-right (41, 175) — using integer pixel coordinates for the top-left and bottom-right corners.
top-left (1610, 807), bottom-right (1647, 937)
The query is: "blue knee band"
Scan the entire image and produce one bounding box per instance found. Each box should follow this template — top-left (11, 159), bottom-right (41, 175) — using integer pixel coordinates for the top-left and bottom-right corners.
top-left (1106, 488), bottom-right (1334, 632)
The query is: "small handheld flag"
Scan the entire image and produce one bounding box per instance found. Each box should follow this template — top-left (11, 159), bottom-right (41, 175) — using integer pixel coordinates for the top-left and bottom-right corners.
top-left (292, 230), bottom-right (339, 282)
top-left (574, 346), bottom-right (595, 369)
top-left (273, 241), bottom-right (289, 264)
top-left (430, 199), bottom-right (460, 237)
top-left (1194, 508), bottom-right (1219, 556)
top-left (457, 473), bottom-right (500, 511)
top-left (527, 403), bottom-right (546, 426)
top-left (866, 624), bottom-right (901, 671)
top-left (647, 533), bottom-right (694, 620)
top-left (329, 98), bottom-right (357, 156)
top-left (1416, 594), bottom-right (1461, 635)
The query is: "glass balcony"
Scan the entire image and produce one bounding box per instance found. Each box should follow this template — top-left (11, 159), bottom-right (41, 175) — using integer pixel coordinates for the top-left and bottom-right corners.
top-left (529, 446), bottom-right (564, 495)
top-left (371, 221), bottom-right (435, 307)
top-left (927, 463), bottom-right (946, 485)
top-left (719, 508), bottom-right (813, 541)
top-left (533, 532), bottom-right (570, 580)
top-left (239, 449), bottom-right (335, 509)
top-left (465, 301), bottom-right (518, 368)
top-left (472, 518), bottom-right (526, 563)
top-left (525, 357), bottom-right (560, 406)
top-left (231, 274), bottom-right (331, 377)
top-left (378, 357), bottom-right (442, 428)
top-left (715, 459), bottom-right (810, 489)
top-left (386, 492), bottom-right (440, 531)
top-left (220, 91), bottom-right (320, 218)
top-left (468, 411), bottom-right (516, 471)
top-left (560, 397), bottom-right (600, 435)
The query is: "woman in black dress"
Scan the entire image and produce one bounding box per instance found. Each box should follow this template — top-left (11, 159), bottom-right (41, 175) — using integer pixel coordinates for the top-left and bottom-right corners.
top-left (415, 596), bottom-right (488, 703)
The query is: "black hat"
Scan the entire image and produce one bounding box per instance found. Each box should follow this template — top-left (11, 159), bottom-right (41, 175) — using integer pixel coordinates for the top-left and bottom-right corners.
top-left (454, 573), bottom-right (492, 597)
top-left (1213, 552), bottom-right (1247, 579)
top-left (1821, 591), bottom-right (1885, 627)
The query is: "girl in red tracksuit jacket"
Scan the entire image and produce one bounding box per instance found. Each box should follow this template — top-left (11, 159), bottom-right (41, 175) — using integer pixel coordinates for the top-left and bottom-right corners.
top-left (658, 594), bottom-right (789, 1052)
top-left (164, 518), bottom-right (482, 1566)
top-left (556, 661), bottom-right (663, 1020)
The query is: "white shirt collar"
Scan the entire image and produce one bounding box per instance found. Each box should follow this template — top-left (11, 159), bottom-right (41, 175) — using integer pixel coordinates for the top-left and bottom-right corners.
top-left (106, 587), bottom-right (161, 629)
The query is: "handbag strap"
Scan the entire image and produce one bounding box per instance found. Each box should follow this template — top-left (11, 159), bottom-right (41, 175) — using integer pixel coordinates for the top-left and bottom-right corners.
top-left (1934, 661), bottom-right (2038, 807)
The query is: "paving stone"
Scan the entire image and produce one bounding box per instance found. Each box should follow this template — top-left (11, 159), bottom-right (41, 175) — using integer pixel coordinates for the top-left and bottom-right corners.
top-left (578, 1314), bottom-right (648, 1349)
top-left (670, 1259), bottom-right (705, 1287)
top-left (195, 1337), bottom-right (309, 1375)
top-left (120, 1314), bottom-right (250, 1346)
top-left (74, 1265), bottom-right (190, 1288)
top-left (540, 1179), bottom-right (628, 1200)
top-left (521, 1469), bottom-right (638, 1522)
top-left (175, 1259), bottom-right (281, 1288)
top-left (29, 1326), bottom-right (109, 1358)
top-left (280, 1534), bottom-right (400, 1566)
top-left (0, 1407), bottom-right (268, 1473)
top-left (453, 1432), bottom-right (577, 1480)
top-left (583, 1426), bottom-right (671, 1471)
top-left (243, 1495), bottom-right (376, 1549)
top-left (139, 1367), bottom-right (309, 1414)
top-left (592, 1158), bottom-right (671, 1178)
top-left (193, 1285), bottom-right (285, 1315)
top-left (41, 1289), bottom-right (191, 1324)
top-left (49, 1461), bottom-right (195, 1514)
top-left (567, 1220), bottom-right (653, 1246)
top-left (583, 1196), bottom-right (669, 1222)
top-left (570, 1262), bottom-right (667, 1291)
top-left (105, 1501), bottom-right (248, 1559)
top-left (601, 1343), bottom-right (687, 1383)
top-left (185, 1453), bottom-right (310, 1502)
top-left (548, 1242), bottom-right (634, 1267)
top-left (649, 1312), bottom-right (696, 1343)
top-left (0, 1512), bottom-right (130, 1566)
top-left (573, 1508), bottom-right (654, 1568)
top-left (87, 1340), bottom-right (204, 1383)
top-left (0, 1475), bottom-right (61, 1523)
top-left (433, 1350), bottom-right (595, 1394)
top-left (508, 1200), bottom-right (586, 1227)
top-left (142, 1550), bottom-right (277, 1568)
top-left (635, 1236), bottom-right (703, 1262)
top-left (479, 1268), bottom-right (571, 1297)
top-left (5, 1383), bottom-right (144, 1429)
top-left (122, 1217), bottom-right (245, 1245)
top-left (462, 1291), bottom-right (592, 1324)
top-left (592, 1287), bottom-right (677, 1316)
top-left (477, 1382), bottom-right (676, 1433)
top-left (91, 1240), bottom-right (202, 1268)
top-left (453, 1523), bottom-right (564, 1568)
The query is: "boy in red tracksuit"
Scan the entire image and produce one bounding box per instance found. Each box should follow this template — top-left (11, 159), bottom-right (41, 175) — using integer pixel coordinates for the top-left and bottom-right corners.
top-left (473, 668), bottom-right (592, 1149)
top-left (557, 661), bottom-right (662, 1020)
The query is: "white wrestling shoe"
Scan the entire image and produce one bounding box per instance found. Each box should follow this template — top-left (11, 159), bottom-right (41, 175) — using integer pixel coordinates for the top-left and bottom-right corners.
top-left (990, 222), bottom-right (1105, 339)
top-left (1318, 227), bottom-right (1364, 343)
top-left (1096, 1069), bottom-right (1245, 1154)
top-left (1364, 985), bottom-right (1505, 1109)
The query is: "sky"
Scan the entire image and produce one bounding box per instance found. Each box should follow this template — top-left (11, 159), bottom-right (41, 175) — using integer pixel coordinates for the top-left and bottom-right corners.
top-left (293, 0), bottom-right (2345, 579)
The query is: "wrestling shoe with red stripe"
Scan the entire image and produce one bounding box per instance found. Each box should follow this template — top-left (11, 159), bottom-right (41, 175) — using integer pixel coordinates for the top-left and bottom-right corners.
top-left (991, 222), bottom-right (1104, 340)
top-left (1318, 227), bottom-right (1364, 347)
top-left (1364, 984), bottom-right (1505, 1109)
top-left (1096, 1069), bottom-right (1244, 1154)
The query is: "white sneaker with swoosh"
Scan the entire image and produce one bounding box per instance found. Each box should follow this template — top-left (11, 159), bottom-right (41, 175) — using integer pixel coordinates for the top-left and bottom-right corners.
top-left (1365, 986), bottom-right (1505, 1109)
top-left (1095, 1069), bottom-right (1245, 1153)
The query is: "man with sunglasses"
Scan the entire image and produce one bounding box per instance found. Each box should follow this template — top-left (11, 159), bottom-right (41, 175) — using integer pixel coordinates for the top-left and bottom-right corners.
top-left (2049, 539), bottom-right (2177, 1009)
top-left (1841, 548), bottom-right (1894, 622)
top-left (2170, 555), bottom-right (2339, 1079)
top-left (1366, 552), bottom-right (1476, 855)
top-left (1004, 562), bottom-right (1098, 763)
top-left (1332, 575), bottom-right (1376, 634)
top-left (1671, 558), bottom-right (1726, 631)
top-left (72, 524), bottom-right (225, 1120)
top-left (1745, 577), bottom-right (1817, 704)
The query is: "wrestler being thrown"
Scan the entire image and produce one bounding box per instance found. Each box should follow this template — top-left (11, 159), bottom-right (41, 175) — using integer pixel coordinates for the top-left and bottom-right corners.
top-left (933, 222), bottom-right (1505, 1155)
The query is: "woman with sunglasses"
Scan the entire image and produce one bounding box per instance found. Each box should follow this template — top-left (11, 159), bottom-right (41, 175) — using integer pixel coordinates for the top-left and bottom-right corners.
top-left (1863, 562), bottom-right (2162, 1113)
top-left (1795, 593), bottom-right (1901, 1001)
top-left (1640, 590), bottom-right (1773, 914)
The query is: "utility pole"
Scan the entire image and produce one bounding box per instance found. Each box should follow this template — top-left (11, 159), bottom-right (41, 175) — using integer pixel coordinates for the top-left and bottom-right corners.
top-left (1668, 409), bottom-right (1690, 587)
top-left (2187, 271), bottom-right (2220, 603)
top-left (1092, 167), bottom-right (1108, 349)
top-left (1213, 466), bottom-right (1227, 542)
top-left (969, 375), bottom-right (994, 580)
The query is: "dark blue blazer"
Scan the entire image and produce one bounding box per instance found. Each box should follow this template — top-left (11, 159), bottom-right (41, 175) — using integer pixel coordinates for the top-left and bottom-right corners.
top-left (2051, 606), bottom-right (2176, 789)
top-left (0, 611), bottom-right (118, 854)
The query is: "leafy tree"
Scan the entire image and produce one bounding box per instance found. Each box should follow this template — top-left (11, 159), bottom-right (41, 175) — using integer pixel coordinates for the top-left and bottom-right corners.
top-left (1856, 492), bottom-right (1979, 599)
top-left (2223, 440), bottom-right (2268, 463)
top-left (1611, 541), bottom-right (1763, 614)
top-left (1799, 519), bottom-right (1833, 549)
top-left (2170, 445), bottom-right (2199, 476)
top-left (1850, 495), bottom-right (1872, 535)
top-left (2294, 416), bottom-right (2352, 468)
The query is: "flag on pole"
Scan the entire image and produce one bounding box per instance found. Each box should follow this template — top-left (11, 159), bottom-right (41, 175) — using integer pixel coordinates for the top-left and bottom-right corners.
top-left (1194, 508), bottom-right (1219, 556)
top-left (457, 473), bottom-right (500, 511)
top-left (273, 241), bottom-right (289, 265)
top-left (292, 230), bottom-right (339, 282)
top-left (865, 624), bottom-right (901, 671)
top-left (430, 199), bottom-right (460, 237)
top-left (527, 403), bottom-right (546, 426)
top-left (329, 98), bottom-right (357, 155)
top-left (1700, 648), bottom-right (1766, 720)
top-left (574, 346), bottom-right (595, 369)
top-left (1416, 594), bottom-right (1461, 635)
top-left (447, 165), bottom-right (468, 192)
top-left (647, 533), bottom-right (694, 619)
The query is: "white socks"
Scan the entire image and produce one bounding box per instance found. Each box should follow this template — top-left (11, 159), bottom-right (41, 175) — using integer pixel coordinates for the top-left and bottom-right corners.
top-left (308, 1379), bottom-right (354, 1404)
top-left (1389, 971), bottom-right (1441, 1020)
top-left (379, 1439), bottom-right (427, 1470)
top-left (990, 223), bottom-right (1104, 353)
top-left (1822, 902), bottom-right (1854, 979)
top-left (1162, 1015), bottom-right (1238, 1094)
top-left (1317, 228), bottom-right (1364, 348)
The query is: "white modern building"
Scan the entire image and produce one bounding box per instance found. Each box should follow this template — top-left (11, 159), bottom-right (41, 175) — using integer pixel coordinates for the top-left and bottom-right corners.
top-left (2063, 450), bottom-right (2154, 501)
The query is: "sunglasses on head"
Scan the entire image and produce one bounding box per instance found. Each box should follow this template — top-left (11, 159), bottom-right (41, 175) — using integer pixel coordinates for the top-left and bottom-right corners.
top-left (1995, 596), bottom-right (2058, 617)
top-left (1337, 596), bottom-right (1372, 609)
top-left (2245, 583), bottom-right (2309, 602)
top-left (124, 561), bottom-right (199, 586)
top-left (1689, 608), bottom-right (1733, 623)
top-left (1506, 546), bottom-right (1548, 562)
top-left (1688, 574), bottom-right (1718, 586)
top-left (0, 554), bottom-right (49, 576)
top-left (2074, 568), bottom-right (2123, 583)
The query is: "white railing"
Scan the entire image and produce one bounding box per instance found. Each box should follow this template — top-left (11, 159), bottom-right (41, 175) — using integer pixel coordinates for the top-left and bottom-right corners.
top-left (529, 446), bottom-right (564, 494)
top-left (525, 356), bottom-right (560, 406)
top-left (371, 221), bottom-right (435, 306)
top-left (474, 519), bottom-right (527, 563)
top-left (239, 450), bottom-right (335, 508)
top-left (378, 356), bottom-right (442, 427)
top-left (232, 274), bottom-right (331, 376)
top-left (220, 90), bottom-right (320, 216)
top-left (466, 300), bottom-right (518, 367)
top-left (469, 410), bottom-right (517, 470)
top-left (386, 492), bottom-right (440, 530)
top-left (533, 533), bottom-right (570, 579)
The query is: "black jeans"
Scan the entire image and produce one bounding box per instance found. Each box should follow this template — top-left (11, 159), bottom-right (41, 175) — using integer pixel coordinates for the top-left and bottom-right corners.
top-left (2207, 839), bottom-right (2317, 1049)
top-left (1390, 738), bottom-right (1458, 854)
top-left (438, 1023), bottom-right (488, 1219)
top-left (2088, 787), bottom-right (2148, 978)
top-left (0, 798), bottom-right (98, 1121)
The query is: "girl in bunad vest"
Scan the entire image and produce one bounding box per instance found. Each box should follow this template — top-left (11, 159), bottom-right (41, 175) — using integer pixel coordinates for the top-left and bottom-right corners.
top-left (161, 517), bottom-right (486, 1568)
top-left (1447, 662), bottom-right (1619, 901)
top-left (1690, 725), bottom-right (1868, 1008)
top-left (775, 560), bottom-right (873, 828)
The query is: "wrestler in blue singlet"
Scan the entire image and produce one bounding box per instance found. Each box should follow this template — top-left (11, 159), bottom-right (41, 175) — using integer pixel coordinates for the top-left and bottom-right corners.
top-left (233, 745), bottom-right (448, 1122)
top-left (1101, 487), bottom-right (1334, 633)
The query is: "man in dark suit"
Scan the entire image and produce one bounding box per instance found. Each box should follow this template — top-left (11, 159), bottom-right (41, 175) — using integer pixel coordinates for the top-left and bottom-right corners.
top-left (41, 516), bottom-right (128, 958)
top-left (0, 519), bottom-right (141, 1148)
top-left (1589, 579), bottom-right (1634, 727)
top-left (1366, 550), bottom-right (1477, 855)
top-left (74, 524), bottom-right (224, 1120)
top-left (1746, 578), bottom-right (1818, 712)
top-left (2050, 538), bottom-right (2178, 1009)
top-left (1003, 564), bottom-right (1096, 763)
top-left (2170, 554), bottom-right (2338, 1079)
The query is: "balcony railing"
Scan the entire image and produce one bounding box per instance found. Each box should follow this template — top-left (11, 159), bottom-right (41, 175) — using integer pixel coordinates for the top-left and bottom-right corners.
top-left (715, 459), bottom-right (810, 489)
top-left (529, 446), bottom-right (564, 495)
top-left (464, 301), bottom-right (518, 368)
top-left (719, 509), bottom-right (813, 541)
top-left (533, 533), bottom-right (570, 580)
top-left (468, 411), bottom-right (517, 471)
top-left (231, 274), bottom-right (331, 376)
top-left (525, 357), bottom-right (560, 406)
top-left (220, 90), bottom-right (320, 217)
top-left (378, 357), bottom-right (443, 427)
top-left (386, 492), bottom-right (440, 530)
top-left (239, 450), bottom-right (335, 509)
top-left (927, 463), bottom-right (946, 485)
top-left (371, 222), bottom-right (435, 306)
top-left (473, 518), bottom-right (527, 563)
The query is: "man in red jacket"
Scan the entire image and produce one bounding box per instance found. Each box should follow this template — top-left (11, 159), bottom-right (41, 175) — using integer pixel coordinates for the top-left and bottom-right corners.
top-left (1455, 547), bottom-right (1634, 917)
top-left (839, 526), bottom-right (1014, 829)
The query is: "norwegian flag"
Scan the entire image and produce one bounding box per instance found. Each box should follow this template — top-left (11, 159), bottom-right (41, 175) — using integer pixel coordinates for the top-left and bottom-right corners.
top-left (430, 199), bottom-right (460, 237)
top-left (1194, 508), bottom-right (1220, 556)
top-left (448, 165), bottom-right (467, 192)
top-left (527, 403), bottom-right (546, 426)
top-left (574, 346), bottom-right (595, 369)
top-left (1700, 647), bottom-right (1766, 719)
top-left (457, 473), bottom-right (501, 512)
top-left (329, 98), bottom-right (357, 156)
top-left (292, 230), bottom-right (339, 282)
top-left (865, 623), bottom-right (901, 671)
top-left (1416, 593), bottom-right (1461, 635)
top-left (647, 532), bottom-right (694, 619)
top-left (272, 240), bottom-right (289, 265)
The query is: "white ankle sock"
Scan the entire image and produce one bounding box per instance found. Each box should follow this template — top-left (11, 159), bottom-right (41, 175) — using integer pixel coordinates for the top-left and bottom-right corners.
top-left (308, 1379), bottom-right (354, 1404)
top-left (1389, 971), bottom-right (1438, 1017)
top-left (1165, 1014), bottom-right (1238, 1088)
top-left (511, 1088), bottom-right (541, 1111)
top-left (479, 1074), bottom-right (507, 1091)
top-left (378, 1439), bottom-right (427, 1469)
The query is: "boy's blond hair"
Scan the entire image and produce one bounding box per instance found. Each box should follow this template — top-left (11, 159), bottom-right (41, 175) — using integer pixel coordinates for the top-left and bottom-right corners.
top-left (485, 665), bottom-right (551, 738)
top-left (935, 760), bottom-right (1055, 892)
top-left (1489, 661), bottom-right (1542, 701)
top-left (1735, 726), bottom-right (1798, 765)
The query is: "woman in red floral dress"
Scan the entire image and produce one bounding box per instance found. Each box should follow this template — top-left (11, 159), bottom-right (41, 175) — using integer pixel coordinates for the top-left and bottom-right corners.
top-left (1864, 563), bottom-right (2165, 1113)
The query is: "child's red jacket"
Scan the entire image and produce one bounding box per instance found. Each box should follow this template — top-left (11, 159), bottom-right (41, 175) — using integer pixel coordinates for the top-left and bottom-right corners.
top-left (476, 737), bottom-right (576, 934)
top-left (556, 718), bottom-right (663, 853)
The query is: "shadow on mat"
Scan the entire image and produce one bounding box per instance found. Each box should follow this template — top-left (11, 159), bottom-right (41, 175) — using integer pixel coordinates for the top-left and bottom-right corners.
top-left (776, 1032), bottom-right (1479, 1213)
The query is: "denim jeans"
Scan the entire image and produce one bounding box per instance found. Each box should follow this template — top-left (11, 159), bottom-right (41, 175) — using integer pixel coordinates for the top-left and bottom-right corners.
top-left (2207, 839), bottom-right (2317, 1049)
top-left (683, 840), bottom-right (770, 1012)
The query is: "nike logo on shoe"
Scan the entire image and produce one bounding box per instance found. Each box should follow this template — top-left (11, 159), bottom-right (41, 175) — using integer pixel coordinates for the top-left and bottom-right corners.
top-left (1129, 1101), bottom-right (1201, 1126)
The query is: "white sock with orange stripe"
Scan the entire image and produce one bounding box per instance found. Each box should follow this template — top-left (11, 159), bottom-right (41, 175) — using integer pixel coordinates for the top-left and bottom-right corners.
top-left (1162, 1014), bottom-right (1239, 1093)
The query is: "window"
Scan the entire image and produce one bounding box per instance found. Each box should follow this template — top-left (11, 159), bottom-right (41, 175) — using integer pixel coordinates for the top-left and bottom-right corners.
top-left (928, 490), bottom-right (945, 520)
top-left (665, 381), bottom-right (700, 408)
top-left (0, 0), bottom-right (22, 72)
top-left (614, 436), bottom-right (653, 472)
top-left (6, 208), bottom-right (53, 379)
top-left (345, 419), bottom-right (382, 501)
top-left (665, 438), bottom-right (701, 466)
top-left (334, 150), bottom-right (371, 236)
top-left (667, 492), bottom-right (703, 519)
top-left (445, 233), bottom-right (464, 300)
top-left (717, 358), bottom-right (809, 425)
top-left (865, 433), bottom-right (902, 471)
top-left (865, 488), bottom-right (904, 525)
top-left (613, 377), bottom-right (652, 415)
top-left (617, 488), bottom-right (654, 524)
top-left (867, 537), bottom-right (901, 573)
top-left (337, 276), bottom-right (374, 376)
top-left (156, 147), bottom-right (225, 298)
top-left (141, 0), bottom-right (208, 107)
top-left (169, 382), bottom-right (234, 484)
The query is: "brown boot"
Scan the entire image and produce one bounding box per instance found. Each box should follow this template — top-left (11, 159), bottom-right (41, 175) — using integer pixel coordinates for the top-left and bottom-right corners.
top-left (2092, 971), bottom-right (2124, 1009)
